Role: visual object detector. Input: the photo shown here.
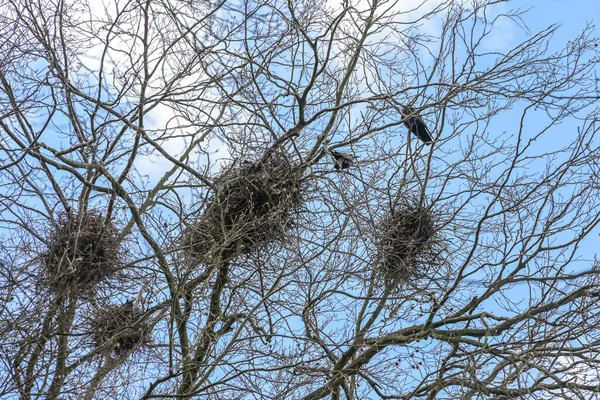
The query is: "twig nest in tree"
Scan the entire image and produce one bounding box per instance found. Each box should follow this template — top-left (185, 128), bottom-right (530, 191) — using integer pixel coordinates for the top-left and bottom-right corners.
top-left (91, 300), bottom-right (150, 357)
top-left (42, 210), bottom-right (121, 293)
top-left (183, 150), bottom-right (303, 264)
top-left (378, 201), bottom-right (440, 282)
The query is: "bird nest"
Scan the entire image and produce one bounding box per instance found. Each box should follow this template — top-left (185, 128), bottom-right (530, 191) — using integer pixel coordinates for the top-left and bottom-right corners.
top-left (42, 210), bottom-right (121, 293)
top-left (183, 151), bottom-right (303, 264)
top-left (91, 301), bottom-right (150, 357)
top-left (378, 202), bottom-right (441, 282)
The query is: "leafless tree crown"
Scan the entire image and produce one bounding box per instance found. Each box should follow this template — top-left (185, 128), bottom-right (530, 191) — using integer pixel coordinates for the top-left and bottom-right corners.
top-left (1, 0), bottom-right (600, 399)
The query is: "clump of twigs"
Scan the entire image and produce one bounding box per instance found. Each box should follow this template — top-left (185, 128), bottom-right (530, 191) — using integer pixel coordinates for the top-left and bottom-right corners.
top-left (91, 300), bottom-right (150, 357)
top-left (378, 201), bottom-right (441, 282)
top-left (42, 209), bottom-right (122, 293)
top-left (183, 150), bottom-right (303, 264)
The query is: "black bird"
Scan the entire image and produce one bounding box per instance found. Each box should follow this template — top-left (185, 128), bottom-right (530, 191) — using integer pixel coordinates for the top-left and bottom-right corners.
top-left (330, 150), bottom-right (355, 170)
top-left (401, 106), bottom-right (433, 145)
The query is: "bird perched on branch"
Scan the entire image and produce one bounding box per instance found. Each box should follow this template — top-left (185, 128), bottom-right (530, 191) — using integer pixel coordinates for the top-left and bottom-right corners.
top-left (329, 150), bottom-right (355, 170)
top-left (401, 105), bottom-right (433, 145)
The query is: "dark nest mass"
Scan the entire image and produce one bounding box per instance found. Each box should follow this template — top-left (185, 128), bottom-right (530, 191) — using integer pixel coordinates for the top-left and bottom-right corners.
top-left (183, 150), bottom-right (303, 264)
top-left (91, 300), bottom-right (150, 357)
top-left (42, 210), bottom-right (121, 293)
top-left (378, 202), bottom-right (442, 282)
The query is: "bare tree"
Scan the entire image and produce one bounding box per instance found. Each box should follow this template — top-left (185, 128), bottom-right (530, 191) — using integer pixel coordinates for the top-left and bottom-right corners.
top-left (1, 0), bottom-right (600, 399)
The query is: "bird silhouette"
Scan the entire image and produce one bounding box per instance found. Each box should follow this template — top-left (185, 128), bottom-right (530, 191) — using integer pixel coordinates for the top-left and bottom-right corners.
top-left (329, 150), bottom-right (355, 170)
top-left (401, 106), bottom-right (433, 144)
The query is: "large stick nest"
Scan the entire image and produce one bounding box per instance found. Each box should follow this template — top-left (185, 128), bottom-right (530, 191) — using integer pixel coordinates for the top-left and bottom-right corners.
top-left (378, 202), bottom-right (441, 282)
top-left (91, 300), bottom-right (150, 357)
top-left (42, 210), bottom-right (122, 292)
top-left (183, 151), bottom-right (303, 264)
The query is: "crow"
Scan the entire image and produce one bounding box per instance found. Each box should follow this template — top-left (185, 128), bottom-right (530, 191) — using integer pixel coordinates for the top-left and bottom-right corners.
top-left (401, 106), bottom-right (433, 144)
top-left (329, 150), bottom-right (355, 170)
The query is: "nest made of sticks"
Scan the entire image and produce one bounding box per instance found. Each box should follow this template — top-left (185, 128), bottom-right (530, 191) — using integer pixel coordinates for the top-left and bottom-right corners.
top-left (183, 150), bottom-right (303, 264)
top-left (378, 202), bottom-right (441, 282)
top-left (42, 210), bottom-right (121, 292)
top-left (91, 300), bottom-right (150, 357)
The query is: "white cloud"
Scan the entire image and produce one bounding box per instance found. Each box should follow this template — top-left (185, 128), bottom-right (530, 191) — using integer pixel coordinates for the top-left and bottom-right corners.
top-left (69, 0), bottom-right (229, 185)
top-left (556, 355), bottom-right (600, 397)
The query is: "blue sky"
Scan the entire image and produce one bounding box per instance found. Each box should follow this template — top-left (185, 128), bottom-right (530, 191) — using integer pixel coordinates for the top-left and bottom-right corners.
top-left (522, 0), bottom-right (600, 32)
